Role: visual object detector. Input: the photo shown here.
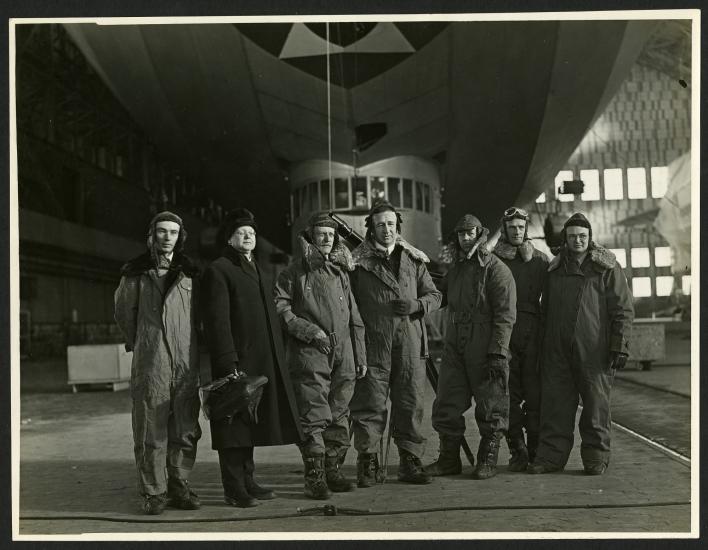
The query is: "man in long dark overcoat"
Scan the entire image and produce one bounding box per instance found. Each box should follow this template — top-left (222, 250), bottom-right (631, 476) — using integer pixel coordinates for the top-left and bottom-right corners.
top-left (201, 208), bottom-right (303, 507)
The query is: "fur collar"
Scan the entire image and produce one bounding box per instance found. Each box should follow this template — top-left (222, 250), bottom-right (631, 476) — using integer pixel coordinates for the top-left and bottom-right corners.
top-left (438, 228), bottom-right (491, 266)
top-left (352, 235), bottom-right (430, 270)
top-left (548, 243), bottom-right (616, 272)
top-left (295, 233), bottom-right (355, 272)
top-left (120, 251), bottom-right (199, 277)
top-left (493, 237), bottom-right (536, 263)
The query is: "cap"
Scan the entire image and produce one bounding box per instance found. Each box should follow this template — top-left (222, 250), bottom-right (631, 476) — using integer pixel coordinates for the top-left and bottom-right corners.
top-left (454, 214), bottom-right (482, 232)
top-left (307, 212), bottom-right (338, 230)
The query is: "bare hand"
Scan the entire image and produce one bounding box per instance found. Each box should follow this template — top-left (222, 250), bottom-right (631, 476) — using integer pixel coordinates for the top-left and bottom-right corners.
top-left (356, 365), bottom-right (368, 379)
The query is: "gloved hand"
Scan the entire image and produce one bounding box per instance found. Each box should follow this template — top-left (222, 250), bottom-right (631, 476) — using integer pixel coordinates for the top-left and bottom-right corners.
top-left (356, 365), bottom-right (368, 379)
top-left (313, 338), bottom-right (332, 355)
top-left (609, 352), bottom-right (628, 370)
top-left (487, 354), bottom-right (508, 387)
top-left (391, 298), bottom-right (420, 316)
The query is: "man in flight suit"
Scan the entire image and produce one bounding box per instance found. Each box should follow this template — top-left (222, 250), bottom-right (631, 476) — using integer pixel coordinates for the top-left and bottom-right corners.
top-left (114, 211), bottom-right (202, 515)
top-left (528, 212), bottom-right (633, 475)
top-left (274, 213), bottom-right (368, 499)
top-left (492, 207), bottom-right (548, 471)
top-left (348, 199), bottom-right (442, 487)
top-left (426, 214), bottom-right (516, 480)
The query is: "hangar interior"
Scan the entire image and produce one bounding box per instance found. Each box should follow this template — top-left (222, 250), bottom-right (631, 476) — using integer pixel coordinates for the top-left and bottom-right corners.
top-left (14, 19), bottom-right (691, 359)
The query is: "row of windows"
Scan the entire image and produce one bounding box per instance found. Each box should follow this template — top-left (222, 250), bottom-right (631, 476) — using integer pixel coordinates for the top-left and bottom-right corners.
top-left (609, 247), bottom-right (673, 269)
top-left (536, 166), bottom-right (669, 203)
top-left (291, 176), bottom-right (435, 219)
top-left (632, 275), bottom-right (691, 298)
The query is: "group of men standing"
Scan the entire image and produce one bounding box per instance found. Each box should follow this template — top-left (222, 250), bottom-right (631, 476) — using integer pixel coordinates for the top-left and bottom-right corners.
top-left (114, 199), bottom-right (634, 514)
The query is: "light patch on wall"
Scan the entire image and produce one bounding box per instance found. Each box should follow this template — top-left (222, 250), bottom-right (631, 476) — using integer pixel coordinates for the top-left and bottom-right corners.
top-left (650, 166), bottom-right (669, 198)
top-left (603, 168), bottom-right (623, 200)
top-left (627, 167), bottom-right (647, 199)
top-left (632, 277), bottom-right (652, 298)
top-left (555, 170), bottom-right (574, 202)
top-left (655, 276), bottom-right (674, 297)
top-left (631, 247), bottom-right (650, 268)
top-left (609, 248), bottom-right (627, 268)
top-left (580, 169), bottom-right (600, 201)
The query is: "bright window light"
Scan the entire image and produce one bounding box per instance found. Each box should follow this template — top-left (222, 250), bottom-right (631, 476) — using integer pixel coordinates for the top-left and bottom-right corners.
top-left (580, 169), bottom-right (600, 201)
top-left (682, 275), bottom-right (691, 295)
top-left (609, 248), bottom-right (627, 268)
top-left (650, 166), bottom-right (669, 198)
top-left (536, 192), bottom-right (546, 203)
top-left (632, 277), bottom-right (652, 298)
top-left (655, 276), bottom-right (674, 297)
top-left (654, 246), bottom-right (672, 267)
top-left (555, 170), bottom-right (574, 202)
top-left (627, 167), bottom-right (647, 199)
top-left (630, 247), bottom-right (650, 268)
top-left (603, 168), bottom-right (623, 200)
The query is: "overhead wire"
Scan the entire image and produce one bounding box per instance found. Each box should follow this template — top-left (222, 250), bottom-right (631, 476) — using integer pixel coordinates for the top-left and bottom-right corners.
top-left (326, 22), bottom-right (332, 192)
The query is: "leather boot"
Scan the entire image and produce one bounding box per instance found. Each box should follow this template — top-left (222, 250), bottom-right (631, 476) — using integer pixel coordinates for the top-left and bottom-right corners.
top-left (324, 449), bottom-right (355, 492)
top-left (398, 449), bottom-right (432, 484)
top-left (356, 452), bottom-right (379, 488)
top-left (425, 434), bottom-right (463, 476)
top-left (506, 436), bottom-right (530, 472)
top-left (244, 449), bottom-right (276, 500)
top-left (167, 477), bottom-right (201, 510)
top-left (222, 448), bottom-right (259, 508)
top-left (526, 432), bottom-right (539, 463)
top-left (472, 433), bottom-right (502, 480)
top-left (303, 456), bottom-right (332, 500)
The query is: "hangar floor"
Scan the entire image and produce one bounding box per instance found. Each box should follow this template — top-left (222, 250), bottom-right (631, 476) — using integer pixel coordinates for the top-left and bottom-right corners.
top-left (17, 328), bottom-right (692, 537)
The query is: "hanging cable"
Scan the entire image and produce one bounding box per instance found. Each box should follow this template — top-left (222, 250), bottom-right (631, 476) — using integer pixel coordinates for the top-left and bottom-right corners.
top-left (326, 22), bottom-right (333, 194)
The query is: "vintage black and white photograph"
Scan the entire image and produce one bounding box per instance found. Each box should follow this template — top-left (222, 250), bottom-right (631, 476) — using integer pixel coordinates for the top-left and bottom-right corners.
top-left (9, 8), bottom-right (698, 540)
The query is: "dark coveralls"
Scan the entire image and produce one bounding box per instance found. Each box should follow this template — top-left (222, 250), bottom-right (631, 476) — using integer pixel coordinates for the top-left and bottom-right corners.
top-left (114, 252), bottom-right (201, 497)
top-left (274, 236), bottom-right (367, 459)
top-left (349, 238), bottom-right (442, 458)
top-left (432, 246), bottom-right (516, 439)
top-left (493, 245), bottom-right (547, 448)
top-left (535, 245), bottom-right (633, 468)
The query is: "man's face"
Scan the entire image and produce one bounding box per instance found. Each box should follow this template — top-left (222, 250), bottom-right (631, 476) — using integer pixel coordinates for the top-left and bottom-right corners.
top-left (457, 227), bottom-right (478, 252)
top-left (565, 226), bottom-right (590, 255)
top-left (372, 211), bottom-right (398, 247)
top-left (230, 225), bottom-right (256, 254)
top-left (312, 226), bottom-right (335, 255)
top-left (505, 219), bottom-right (526, 246)
top-left (154, 221), bottom-right (180, 254)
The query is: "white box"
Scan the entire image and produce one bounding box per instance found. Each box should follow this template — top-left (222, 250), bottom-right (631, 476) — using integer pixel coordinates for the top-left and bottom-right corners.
top-left (67, 344), bottom-right (132, 390)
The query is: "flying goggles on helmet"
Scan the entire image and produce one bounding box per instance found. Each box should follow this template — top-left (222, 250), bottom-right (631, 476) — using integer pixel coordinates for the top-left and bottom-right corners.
top-left (502, 206), bottom-right (529, 220)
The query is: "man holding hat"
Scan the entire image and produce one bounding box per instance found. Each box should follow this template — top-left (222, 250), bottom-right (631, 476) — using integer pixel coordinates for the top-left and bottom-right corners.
top-left (115, 211), bottom-right (202, 515)
top-left (492, 207), bottom-right (548, 471)
top-left (348, 199), bottom-right (442, 486)
top-left (528, 212), bottom-right (633, 475)
top-left (426, 214), bottom-right (516, 480)
top-left (274, 212), bottom-right (368, 499)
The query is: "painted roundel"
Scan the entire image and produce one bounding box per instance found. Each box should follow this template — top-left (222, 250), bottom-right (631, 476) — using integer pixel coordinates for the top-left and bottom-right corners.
top-left (235, 22), bottom-right (448, 88)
